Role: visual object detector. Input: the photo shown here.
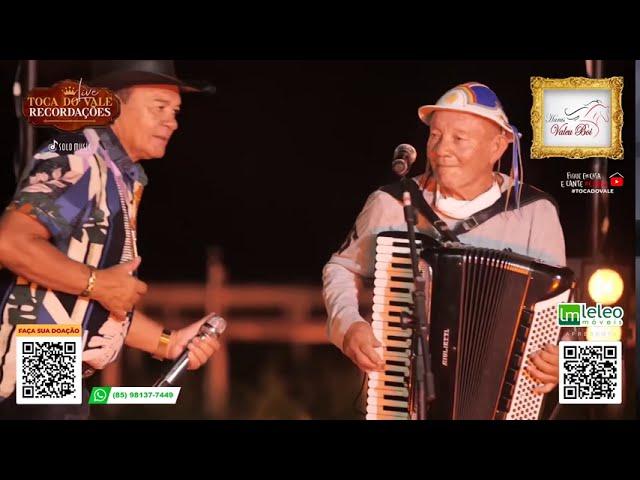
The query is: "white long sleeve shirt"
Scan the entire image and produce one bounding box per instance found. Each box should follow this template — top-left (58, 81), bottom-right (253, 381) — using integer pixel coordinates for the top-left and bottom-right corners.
top-left (322, 173), bottom-right (567, 351)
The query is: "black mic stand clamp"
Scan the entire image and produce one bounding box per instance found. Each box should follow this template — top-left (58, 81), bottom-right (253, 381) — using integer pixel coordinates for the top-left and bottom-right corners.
top-left (396, 175), bottom-right (436, 420)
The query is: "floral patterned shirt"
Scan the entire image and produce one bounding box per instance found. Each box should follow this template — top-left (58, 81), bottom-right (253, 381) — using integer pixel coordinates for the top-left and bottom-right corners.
top-left (0, 127), bottom-right (146, 399)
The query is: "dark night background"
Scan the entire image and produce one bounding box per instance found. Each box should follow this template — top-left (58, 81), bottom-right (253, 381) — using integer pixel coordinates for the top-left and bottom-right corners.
top-left (0, 60), bottom-right (635, 284)
top-left (0, 60), bottom-right (635, 419)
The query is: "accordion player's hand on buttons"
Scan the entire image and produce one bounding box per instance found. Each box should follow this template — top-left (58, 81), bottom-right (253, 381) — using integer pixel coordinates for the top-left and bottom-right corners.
top-left (527, 344), bottom-right (559, 394)
top-left (343, 322), bottom-right (386, 373)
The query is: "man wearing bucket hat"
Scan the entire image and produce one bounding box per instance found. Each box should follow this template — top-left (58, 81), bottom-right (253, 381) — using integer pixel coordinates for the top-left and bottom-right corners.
top-left (0, 61), bottom-right (218, 419)
top-left (323, 82), bottom-right (566, 403)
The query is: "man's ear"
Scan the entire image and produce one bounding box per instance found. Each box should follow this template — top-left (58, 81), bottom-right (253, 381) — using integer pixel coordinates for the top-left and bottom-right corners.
top-left (490, 131), bottom-right (510, 166)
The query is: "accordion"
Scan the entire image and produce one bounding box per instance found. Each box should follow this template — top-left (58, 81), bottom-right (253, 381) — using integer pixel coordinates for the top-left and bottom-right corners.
top-left (366, 231), bottom-right (575, 420)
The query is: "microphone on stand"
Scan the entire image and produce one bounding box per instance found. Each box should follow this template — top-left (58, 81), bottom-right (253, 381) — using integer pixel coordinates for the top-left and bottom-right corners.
top-left (391, 143), bottom-right (417, 177)
top-left (390, 141), bottom-right (436, 417)
top-left (153, 313), bottom-right (227, 387)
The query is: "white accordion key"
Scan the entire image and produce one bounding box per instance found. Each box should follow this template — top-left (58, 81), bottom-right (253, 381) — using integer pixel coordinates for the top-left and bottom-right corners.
top-left (367, 384), bottom-right (409, 397)
top-left (377, 338), bottom-right (411, 349)
top-left (366, 408), bottom-right (409, 422)
top-left (373, 287), bottom-right (413, 302)
top-left (375, 253), bottom-right (412, 264)
top-left (369, 372), bottom-right (407, 387)
top-left (366, 398), bottom-right (409, 409)
top-left (373, 306), bottom-right (411, 317)
top-left (373, 277), bottom-right (413, 290)
top-left (374, 269), bottom-right (413, 281)
top-left (372, 311), bottom-right (407, 323)
top-left (376, 236), bottom-right (422, 247)
top-left (372, 323), bottom-right (412, 337)
top-left (376, 244), bottom-right (413, 255)
top-left (371, 331), bottom-right (411, 353)
top-left (373, 299), bottom-right (412, 310)
top-left (381, 353), bottom-right (411, 365)
top-left (374, 262), bottom-right (413, 275)
top-left (372, 303), bottom-right (412, 314)
top-left (371, 316), bottom-right (407, 328)
top-left (380, 348), bottom-right (411, 359)
top-left (379, 364), bottom-right (410, 374)
top-left (365, 409), bottom-right (410, 420)
top-left (368, 371), bottom-right (407, 382)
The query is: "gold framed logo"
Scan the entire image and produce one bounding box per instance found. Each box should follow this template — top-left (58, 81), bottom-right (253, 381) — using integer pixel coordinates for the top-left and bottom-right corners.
top-left (530, 76), bottom-right (623, 159)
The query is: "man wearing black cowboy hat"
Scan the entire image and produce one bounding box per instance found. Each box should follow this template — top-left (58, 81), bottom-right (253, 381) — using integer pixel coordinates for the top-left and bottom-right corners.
top-left (0, 60), bottom-right (218, 419)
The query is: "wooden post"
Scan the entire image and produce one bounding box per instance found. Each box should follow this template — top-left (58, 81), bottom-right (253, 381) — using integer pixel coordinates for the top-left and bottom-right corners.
top-left (203, 247), bottom-right (229, 418)
top-left (291, 293), bottom-right (310, 362)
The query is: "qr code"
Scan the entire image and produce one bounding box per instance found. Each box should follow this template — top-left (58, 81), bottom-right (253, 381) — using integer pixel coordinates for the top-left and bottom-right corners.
top-left (559, 341), bottom-right (622, 404)
top-left (16, 337), bottom-right (82, 404)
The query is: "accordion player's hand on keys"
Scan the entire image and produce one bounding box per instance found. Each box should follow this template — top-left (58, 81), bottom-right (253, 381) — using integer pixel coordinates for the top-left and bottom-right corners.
top-left (343, 322), bottom-right (385, 372)
top-left (527, 343), bottom-right (560, 394)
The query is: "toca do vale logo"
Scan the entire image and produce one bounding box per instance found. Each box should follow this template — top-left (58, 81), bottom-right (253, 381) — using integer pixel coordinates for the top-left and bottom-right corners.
top-left (22, 79), bottom-right (120, 132)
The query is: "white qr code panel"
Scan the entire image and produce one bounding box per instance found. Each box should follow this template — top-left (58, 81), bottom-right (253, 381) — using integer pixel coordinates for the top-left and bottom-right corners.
top-left (559, 341), bottom-right (622, 404)
top-left (16, 336), bottom-right (82, 404)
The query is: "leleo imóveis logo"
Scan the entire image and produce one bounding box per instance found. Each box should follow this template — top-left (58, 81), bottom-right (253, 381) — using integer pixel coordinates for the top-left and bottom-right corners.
top-left (558, 303), bottom-right (623, 326)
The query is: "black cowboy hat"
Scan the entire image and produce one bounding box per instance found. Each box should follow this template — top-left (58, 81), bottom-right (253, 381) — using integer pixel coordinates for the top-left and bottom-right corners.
top-left (90, 60), bottom-right (215, 94)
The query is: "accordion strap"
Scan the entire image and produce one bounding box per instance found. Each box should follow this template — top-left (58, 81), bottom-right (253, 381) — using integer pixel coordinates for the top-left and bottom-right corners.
top-left (380, 178), bottom-right (459, 242)
top-left (380, 178), bottom-right (559, 239)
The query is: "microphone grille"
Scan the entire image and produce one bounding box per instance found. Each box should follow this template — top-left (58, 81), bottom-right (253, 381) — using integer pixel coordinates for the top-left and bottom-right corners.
top-left (202, 313), bottom-right (227, 336)
top-left (394, 143), bottom-right (417, 163)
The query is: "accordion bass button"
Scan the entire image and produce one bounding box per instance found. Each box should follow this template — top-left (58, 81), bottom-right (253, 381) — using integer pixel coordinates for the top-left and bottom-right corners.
top-left (498, 397), bottom-right (512, 413)
top-left (503, 382), bottom-right (515, 397)
top-left (518, 325), bottom-right (530, 340)
top-left (520, 309), bottom-right (534, 327)
top-left (510, 354), bottom-right (523, 370)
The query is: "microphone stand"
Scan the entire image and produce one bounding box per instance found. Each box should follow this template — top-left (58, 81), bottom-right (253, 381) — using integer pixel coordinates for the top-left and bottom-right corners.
top-left (398, 175), bottom-right (436, 420)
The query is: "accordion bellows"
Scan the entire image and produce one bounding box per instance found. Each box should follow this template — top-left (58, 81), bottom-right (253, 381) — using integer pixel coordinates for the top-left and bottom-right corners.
top-left (367, 231), bottom-right (575, 420)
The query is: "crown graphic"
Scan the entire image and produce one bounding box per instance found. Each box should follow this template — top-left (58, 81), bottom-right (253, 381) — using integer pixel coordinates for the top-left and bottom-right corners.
top-left (62, 86), bottom-right (77, 96)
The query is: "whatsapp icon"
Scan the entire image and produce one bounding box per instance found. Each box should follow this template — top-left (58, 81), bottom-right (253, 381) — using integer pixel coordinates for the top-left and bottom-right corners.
top-left (89, 387), bottom-right (111, 405)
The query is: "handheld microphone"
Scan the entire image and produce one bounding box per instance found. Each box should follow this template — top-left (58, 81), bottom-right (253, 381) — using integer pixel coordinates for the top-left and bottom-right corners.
top-left (391, 144), bottom-right (417, 177)
top-left (153, 313), bottom-right (227, 387)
